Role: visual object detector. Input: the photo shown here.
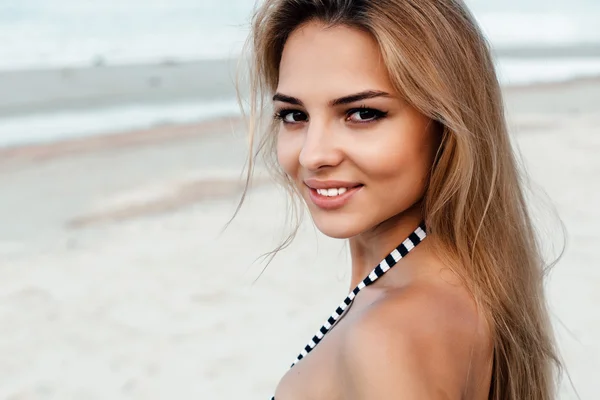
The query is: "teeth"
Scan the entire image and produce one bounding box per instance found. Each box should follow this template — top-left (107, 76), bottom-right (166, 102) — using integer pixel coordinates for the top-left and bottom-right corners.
top-left (316, 187), bottom-right (349, 197)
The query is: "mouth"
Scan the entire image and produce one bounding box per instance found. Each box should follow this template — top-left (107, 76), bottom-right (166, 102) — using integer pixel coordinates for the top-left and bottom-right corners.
top-left (306, 184), bottom-right (364, 210)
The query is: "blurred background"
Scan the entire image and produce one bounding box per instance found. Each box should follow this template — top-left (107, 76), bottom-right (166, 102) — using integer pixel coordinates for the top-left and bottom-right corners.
top-left (0, 0), bottom-right (598, 399)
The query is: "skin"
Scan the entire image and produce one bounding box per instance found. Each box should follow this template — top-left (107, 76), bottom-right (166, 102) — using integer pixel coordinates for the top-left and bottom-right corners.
top-left (273, 21), bottom-right (493, 399)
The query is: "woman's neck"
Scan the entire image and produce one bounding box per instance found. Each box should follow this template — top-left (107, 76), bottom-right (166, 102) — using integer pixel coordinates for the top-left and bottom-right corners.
top-left (347, 202), bottom-right (425, 289)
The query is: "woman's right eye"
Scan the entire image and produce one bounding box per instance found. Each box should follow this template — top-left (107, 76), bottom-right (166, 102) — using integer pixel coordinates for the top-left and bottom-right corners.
top-left (275, 109), bottom-right (308, 124)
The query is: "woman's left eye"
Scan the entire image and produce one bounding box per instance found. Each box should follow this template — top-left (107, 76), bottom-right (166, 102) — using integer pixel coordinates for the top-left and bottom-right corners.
top-left (346, 108), bottom-right (387, 123)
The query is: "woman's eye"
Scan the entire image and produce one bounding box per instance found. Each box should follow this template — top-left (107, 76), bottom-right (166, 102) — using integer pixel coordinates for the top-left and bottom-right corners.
top-left (276, 110), bottom-right (308, 124)
top-left (347, 108), bottom-right (386, 123)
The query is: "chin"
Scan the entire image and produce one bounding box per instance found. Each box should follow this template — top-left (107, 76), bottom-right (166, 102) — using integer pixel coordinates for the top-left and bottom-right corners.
top-left (310, 213), bottom-right (370, 239)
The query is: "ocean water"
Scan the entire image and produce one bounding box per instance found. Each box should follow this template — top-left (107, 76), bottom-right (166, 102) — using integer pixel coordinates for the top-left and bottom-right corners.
top-left (0, 99), bottom-right (240, 148)
top-left (1, 0), bottom-right (599, 147)
top-left (1, 0), bottom-right (599, 76)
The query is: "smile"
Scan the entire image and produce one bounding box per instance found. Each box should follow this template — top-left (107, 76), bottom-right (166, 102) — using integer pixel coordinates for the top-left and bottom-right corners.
top-left (315, 187), bottom-right (350, 197)
top-left (308, 185), bottom-right (363, 210)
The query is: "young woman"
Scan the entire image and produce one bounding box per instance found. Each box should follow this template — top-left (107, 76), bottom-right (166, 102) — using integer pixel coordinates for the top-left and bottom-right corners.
top-left (237, 0), bottom-right (561, 399)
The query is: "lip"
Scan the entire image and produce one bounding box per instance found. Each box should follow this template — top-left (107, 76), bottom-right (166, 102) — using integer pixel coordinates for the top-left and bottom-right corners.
top-left (303, 178), bottom-right (363, 190)
top-left (305, 181), bottom-right (364, 210)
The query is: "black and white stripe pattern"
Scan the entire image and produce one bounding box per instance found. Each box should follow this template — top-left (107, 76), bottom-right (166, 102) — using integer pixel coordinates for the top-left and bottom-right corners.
top-left (270, 222), bottom-right (427, 400)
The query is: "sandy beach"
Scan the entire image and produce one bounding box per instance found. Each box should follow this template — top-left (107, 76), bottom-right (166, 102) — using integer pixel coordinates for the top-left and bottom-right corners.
top-left (0, 71), bottom-right (599, 400)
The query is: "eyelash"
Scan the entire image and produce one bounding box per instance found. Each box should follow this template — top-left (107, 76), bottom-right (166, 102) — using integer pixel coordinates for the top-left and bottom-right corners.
top-left (273, 105), bottom-right (388, 125)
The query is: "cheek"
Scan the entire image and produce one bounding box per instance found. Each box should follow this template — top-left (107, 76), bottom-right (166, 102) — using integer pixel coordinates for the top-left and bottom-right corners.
top-left (276, 131), bottom-right (301, 177)
top-left (363, 147), bottom-right (426, 188)
top-left (354, 120), bottom-right (437, 190)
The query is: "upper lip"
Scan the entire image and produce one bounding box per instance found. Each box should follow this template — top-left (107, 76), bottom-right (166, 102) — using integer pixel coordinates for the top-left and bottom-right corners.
top-left (303, 178), bottom-right (363, 190)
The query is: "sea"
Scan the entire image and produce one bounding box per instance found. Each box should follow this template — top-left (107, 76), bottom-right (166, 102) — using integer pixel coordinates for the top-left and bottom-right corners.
top-left (1, 0), bottom-right (600, 147)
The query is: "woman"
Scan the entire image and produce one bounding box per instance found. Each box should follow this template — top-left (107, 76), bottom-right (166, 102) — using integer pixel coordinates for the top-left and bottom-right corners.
top-left (236, 0), bottom-right (561, 399)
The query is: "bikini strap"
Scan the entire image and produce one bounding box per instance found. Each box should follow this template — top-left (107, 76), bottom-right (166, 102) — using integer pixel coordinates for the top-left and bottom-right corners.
top-left (270, 222), bottom-right (427, 400)
top-left (290, 222), bottom-right (427, 367)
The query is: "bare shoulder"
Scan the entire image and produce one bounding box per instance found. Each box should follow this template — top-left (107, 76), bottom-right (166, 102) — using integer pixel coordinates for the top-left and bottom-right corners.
top-left (340, 276), bottom-right (492, 399)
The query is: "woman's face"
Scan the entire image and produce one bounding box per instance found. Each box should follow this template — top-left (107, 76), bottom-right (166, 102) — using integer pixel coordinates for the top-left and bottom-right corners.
top-left (275, 21), bottom-right (439, 239)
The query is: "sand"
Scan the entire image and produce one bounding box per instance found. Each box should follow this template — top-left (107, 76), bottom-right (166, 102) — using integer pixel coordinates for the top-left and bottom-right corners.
top-left (0, 77), bottom-right (599, 399)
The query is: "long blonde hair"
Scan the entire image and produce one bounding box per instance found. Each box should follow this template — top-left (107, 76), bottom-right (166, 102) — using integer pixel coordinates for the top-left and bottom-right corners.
top-left (235, 0), bottom-right (561, 398)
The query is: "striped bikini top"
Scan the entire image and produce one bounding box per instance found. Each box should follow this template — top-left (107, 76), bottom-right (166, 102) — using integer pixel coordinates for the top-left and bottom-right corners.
top-left (270, 222), bottom-right (427, 400)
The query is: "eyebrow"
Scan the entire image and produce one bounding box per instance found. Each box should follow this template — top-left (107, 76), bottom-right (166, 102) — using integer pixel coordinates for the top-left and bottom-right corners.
top-left (272, 90), bottom-right (392, 107)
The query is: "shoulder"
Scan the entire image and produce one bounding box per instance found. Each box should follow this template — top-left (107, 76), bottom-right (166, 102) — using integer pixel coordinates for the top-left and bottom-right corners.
top-left (340, 279), bottom-right (492, 399)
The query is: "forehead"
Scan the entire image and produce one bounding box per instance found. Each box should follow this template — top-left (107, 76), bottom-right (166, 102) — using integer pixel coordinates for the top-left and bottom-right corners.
top-left (277, 22), bottom-right (394, 97)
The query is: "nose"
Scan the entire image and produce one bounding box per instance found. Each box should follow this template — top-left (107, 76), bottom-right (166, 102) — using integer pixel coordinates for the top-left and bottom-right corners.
top-left (298, 121), bottom-right (344, 171)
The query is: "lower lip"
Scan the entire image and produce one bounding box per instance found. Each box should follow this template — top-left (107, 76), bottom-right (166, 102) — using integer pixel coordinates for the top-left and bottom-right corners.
top-left (307, 185), bottom-right (363, 210)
